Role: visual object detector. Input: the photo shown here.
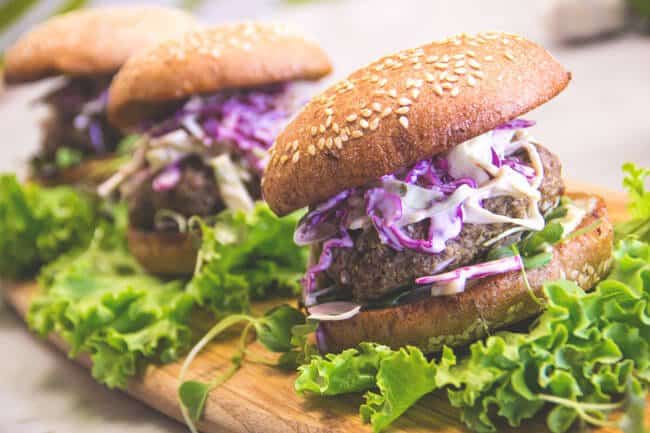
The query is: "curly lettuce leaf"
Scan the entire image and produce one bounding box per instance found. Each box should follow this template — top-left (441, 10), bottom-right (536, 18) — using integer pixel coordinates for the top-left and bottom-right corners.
top-left (28, 220), bottom-right (193, 389)
top-left (0, 174), bottom-right (97, 278)
top-left (295, 343), bottom-right (393, 395)
top-left (188, 202), bottom-right (307, 315)
top-left (360, 346), bottom-right (458, 432)
top-left (616, 163), bottom-right (650, 242)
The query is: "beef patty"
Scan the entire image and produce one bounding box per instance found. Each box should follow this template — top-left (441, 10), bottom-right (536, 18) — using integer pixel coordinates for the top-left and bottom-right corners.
top-left (324, 143), bottom-right (564, 301)
top-left (127, 156), bottom-right (262, 232)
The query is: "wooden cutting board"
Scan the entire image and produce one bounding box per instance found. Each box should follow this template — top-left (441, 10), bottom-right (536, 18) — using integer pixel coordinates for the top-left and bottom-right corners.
top-left (2, 182), bottom-right (648, 433)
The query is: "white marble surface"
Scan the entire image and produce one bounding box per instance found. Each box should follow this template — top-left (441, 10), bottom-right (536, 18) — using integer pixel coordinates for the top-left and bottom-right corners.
top-left (1, 1), bottom-right (649, 432)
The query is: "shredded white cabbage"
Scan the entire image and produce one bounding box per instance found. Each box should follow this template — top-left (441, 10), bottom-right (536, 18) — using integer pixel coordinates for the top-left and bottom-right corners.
top-left (209, 154), bottom-right (254, 213)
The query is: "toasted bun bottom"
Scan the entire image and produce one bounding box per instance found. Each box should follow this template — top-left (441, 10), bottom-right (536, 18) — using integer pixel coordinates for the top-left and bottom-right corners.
top-left (318, 194), bottom-right (614, 354)
top-left (34, 156), bottom-right (121, 187)
top-left (127, 228), bottom-right (198, 276)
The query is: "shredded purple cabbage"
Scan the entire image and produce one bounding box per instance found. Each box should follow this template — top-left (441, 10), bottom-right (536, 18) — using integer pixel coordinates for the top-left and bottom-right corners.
top-left (41, 77), bottom-right (116, 157)
top-left (298, 118), bottom-right (537, 293)
top-left (144, 83), bottom-right (293, 177)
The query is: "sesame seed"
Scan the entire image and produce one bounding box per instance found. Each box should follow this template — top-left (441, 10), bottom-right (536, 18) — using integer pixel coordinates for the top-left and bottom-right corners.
top-left (466, 50), bottom-right (476, 57)
top-left (374, 64), bottom-right (384, 71)
top-left (351, 130), bottom-right (364, 138)
top-left (379, 78), bottom-right (388, 87)
top-left (472, 70), bottom-right (485, 79)
top-left (360, 119), bottom-right (369, 129)
top-left (341, 132), bottom-right (349, 142)
top-left (434, 63), bottom-right (448, 70)
top-left (433, 83), bottom-right (444, 96)
top-left (318, 137), bottom-right (325, 149)
top-left (440, 71), bottom-right (448, 80)
top-left (455, 68), bottom-right (467, 75)
top-left (454, 60), bottom-right (466, 68)
top-left (468, 59), bottom-right (481, 69)
top-left (361, 108), bottom-right (373, 118)
top-left (425, 55), bottom-right (439, 63)
top-left (450, 87), bottom-right (460, 97)
top-left (406, 78), bottom-right (415, 88)
top-left (484, 55), bottom-right (494, 61)
top-left (504, 51), bottom-right (515, 61)
top-left (325, 116), bottom-right (333, 128)
top-left (310, 126), bottom-right (317, 136)
top-left (334, 137), bottom-right (343, 149)
top-left (280, 155), bottom-right (288, 164)
top-left (413, 79), bottom-right (423, 87)
top-left (333, 123), bottom-right (340, 133)
top-left (425, 72), bottom-right (435, 82)
top-left (411, 89), bottom-right (420, 99)
top-left (369, 118), bottom-right (380, 130)
top-left (319, 124), bottom-right (326, 133)
top-left (395, 106), bottom-right (410, 114)
top-left (292, 152), bottom-right (300, 163)
top-left (326, 137), bottom-right (333, 148)
top-left (414, 64), bottom-right (422, 70)
top-left (399, 116), bottom-right (409, 129)
top-left (308, 144), bottom-right (316, 155)
top-left (372, 102), bottom-right (382, 112)
top-left (346, 114), bottom-right (358, 122)
top-left (441, 82), bottom-right (453, 90)
top-left (381, 107), bottom-right (393, 117)
top-left (467, 75), bottom-right (477, 87)
top-left (453, 54), bottom-right (465, 60)
top-left (441, 54), bottom-right (450, 62)
top-left (388, 89), bottom-right (398, 98)
top-left (325, 107), bottom-right (333, 115)
top-left (370, 75), bottom-right (380, 83)
top-left (398, 97), bottom-right (413, 105)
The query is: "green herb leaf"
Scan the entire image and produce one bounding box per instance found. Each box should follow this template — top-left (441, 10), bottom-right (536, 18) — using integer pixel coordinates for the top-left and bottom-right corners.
top-left (520, 222), bottom-right (563, 256)
top-left (255, 305), bottom-right (306, 353)
top-left (179, 380), bottom-right (212, 422)
top-left (55, 147), bottom-right (83, 168)
top-left (616, 163), bottom-right (650, 242)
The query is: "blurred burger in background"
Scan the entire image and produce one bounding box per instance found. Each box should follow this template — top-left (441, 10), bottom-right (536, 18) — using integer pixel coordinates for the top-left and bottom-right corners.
top-left (104, 22), bottom-right (332, 275)
top-left (2, 6), bottom-right (200, 186)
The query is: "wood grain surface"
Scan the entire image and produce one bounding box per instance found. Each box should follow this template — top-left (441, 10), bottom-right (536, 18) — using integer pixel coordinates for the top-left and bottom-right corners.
top-left (2, 182), bottom-right (648, 433)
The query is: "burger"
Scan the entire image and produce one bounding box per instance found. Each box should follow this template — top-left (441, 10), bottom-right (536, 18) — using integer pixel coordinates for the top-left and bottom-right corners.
top-left (2, 6), bottom-right (199, 185)
top-left (104, 22), bottom-right (332, 275)
top-left (262, 32), bottom-right (614, 354)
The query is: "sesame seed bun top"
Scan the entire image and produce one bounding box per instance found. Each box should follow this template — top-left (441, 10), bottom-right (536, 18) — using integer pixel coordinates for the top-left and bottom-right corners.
top-left (262, 32), bottom-right (571, 216)
top-left (3, 6), bottom-right (200, 84)
top-left (107, 22), bottom-right (333, 129)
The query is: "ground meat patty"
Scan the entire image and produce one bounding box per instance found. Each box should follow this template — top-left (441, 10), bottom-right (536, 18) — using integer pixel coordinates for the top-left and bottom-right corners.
top-left (325, 143), bottom-right (564, 301)
top-left (128, 157), bottom-right (224, 231)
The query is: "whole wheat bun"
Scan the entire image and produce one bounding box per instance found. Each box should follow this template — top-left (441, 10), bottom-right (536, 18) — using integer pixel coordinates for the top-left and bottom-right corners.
top-left (262, 32), bottom-right (571, 216)
top-left (127, 228), bottom-right (198, 276)
top-left (108, 22), bottom-right (333, 129)
top-left (318, 194), bottom-right (613, 354)
top-left (3, 6), bottom-right (200, 84)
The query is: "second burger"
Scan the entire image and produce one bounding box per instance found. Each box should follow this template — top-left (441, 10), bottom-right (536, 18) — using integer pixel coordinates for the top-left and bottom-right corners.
top-left (104, 22), bottom-right (332, 275)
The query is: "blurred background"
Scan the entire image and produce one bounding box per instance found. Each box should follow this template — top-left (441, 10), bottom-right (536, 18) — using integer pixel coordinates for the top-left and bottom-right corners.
top-left (0, 1), bottom-right (649, 432)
